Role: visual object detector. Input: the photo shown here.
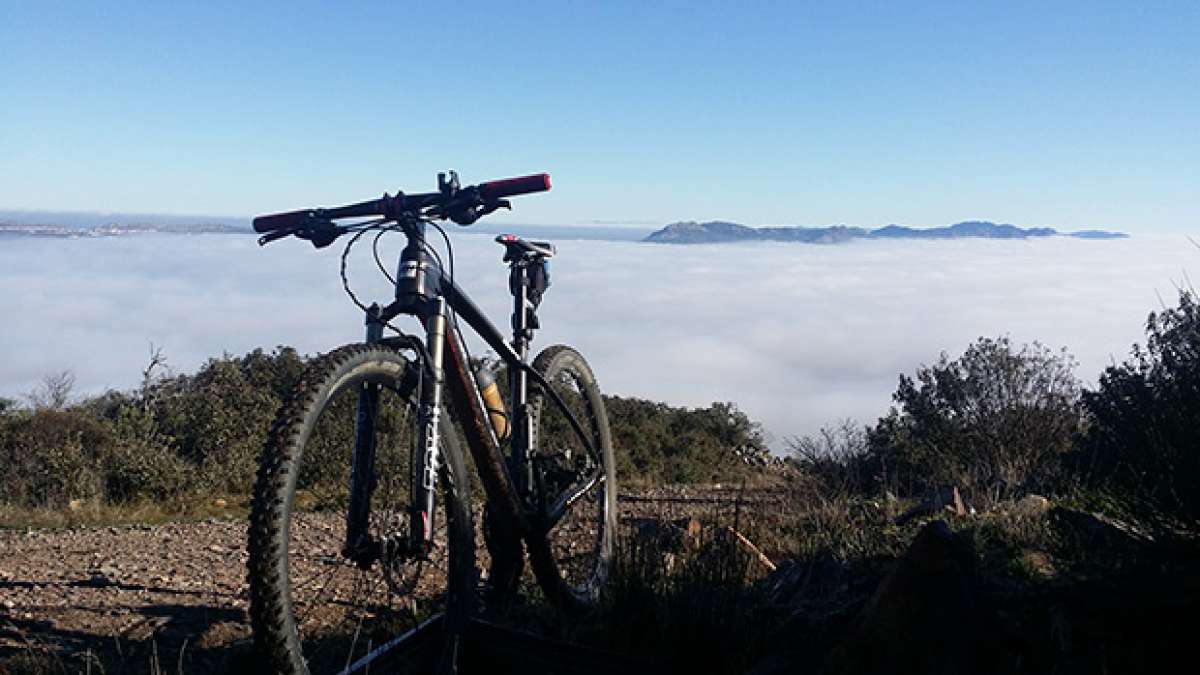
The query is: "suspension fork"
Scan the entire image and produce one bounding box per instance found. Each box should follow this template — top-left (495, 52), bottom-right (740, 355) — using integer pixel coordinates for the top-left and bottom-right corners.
top-left (410, 297), bottom-right (448, 558)
top-left (344, 304), bottom-right (385, 563)
top-left (343, 298), bottom-right (447, 563)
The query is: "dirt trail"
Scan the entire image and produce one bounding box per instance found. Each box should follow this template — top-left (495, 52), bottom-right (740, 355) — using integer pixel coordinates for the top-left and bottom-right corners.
top-left (0, 484), bottom-right (787, 671)
top-left (1, 517), bottom-right (251, 671)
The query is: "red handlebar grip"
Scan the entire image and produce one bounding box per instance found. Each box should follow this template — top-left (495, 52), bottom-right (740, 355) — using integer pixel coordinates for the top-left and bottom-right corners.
top-left (480, 173), bottom-right (551, 200)
top-left (253, 209), bottom-right (312, 233)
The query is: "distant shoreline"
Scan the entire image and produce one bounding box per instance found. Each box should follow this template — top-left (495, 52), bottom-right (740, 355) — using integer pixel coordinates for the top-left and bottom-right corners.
top-left (0, 223), bottom-right (250, 238)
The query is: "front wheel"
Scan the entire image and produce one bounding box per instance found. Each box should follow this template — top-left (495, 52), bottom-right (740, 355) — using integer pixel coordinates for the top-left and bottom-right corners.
top-left (247, 344), bottom-right (475, 674)
top-left (524, 345), bottom-right (617, 609)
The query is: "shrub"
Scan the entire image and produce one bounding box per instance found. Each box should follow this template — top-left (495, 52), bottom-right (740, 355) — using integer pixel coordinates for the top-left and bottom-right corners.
top-left (152, 349), bottom-right (297, 494)
top-left (605, 398), bottom-right (767, 484)
top-left (100, 405), bottom-right (192, 502)
top-left (0, 346), bottom-right (307, 510)
top-left (1077, 291), bottom-right (1200, 524)
top-left (787, 419), bottom-right (873, 496)
top-left (26, 371), bottom-right (77, 410)
top-left (0, 409), bottom-right (109, 507)
top-left (0, 345), bottom-right (766, 511)
top-left (868, 336), bottom-right (1083, 503)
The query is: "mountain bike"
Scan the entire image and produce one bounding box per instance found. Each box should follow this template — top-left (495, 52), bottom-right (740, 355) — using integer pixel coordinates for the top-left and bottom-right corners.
top-left (245, 172), bottom-right (617, 674)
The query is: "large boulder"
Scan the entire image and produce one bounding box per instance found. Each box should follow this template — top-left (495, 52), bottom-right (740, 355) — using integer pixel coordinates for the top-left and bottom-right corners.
top-left (824, 520), bottom-right (983, 675)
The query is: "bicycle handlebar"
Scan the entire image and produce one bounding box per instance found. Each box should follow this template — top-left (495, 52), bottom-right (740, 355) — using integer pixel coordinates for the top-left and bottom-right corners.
top-left (252, 172), bottom-right (551, 234)
top-left (252, 209), bottom-right (312, 233)
top-left (480, 173), bottom-right (551, 199)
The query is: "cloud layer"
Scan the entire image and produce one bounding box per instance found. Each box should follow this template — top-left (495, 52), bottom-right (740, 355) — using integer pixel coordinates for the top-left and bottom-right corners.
top-left (2, 232), bottom-right (1195, 450)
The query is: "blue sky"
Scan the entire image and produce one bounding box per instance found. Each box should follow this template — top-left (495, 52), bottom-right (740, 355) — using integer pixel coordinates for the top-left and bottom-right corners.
top-left (2, 1), bottom-right (1197, 231)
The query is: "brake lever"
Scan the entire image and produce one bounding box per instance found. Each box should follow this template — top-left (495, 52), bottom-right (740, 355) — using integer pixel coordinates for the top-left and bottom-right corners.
top-left (449, 198), bottom-right (511, 226)
top-left (256, 219), bottom-right (344, 248)
top-left (482, 198), bottom-right (511, 215)
top-left (257, 228), bottom-right (296, 246)
top-left (302, 220), bottom-right (342, 249)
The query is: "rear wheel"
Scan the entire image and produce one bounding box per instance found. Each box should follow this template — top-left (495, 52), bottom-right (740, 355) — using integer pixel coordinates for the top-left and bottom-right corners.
top-left (247, 344), bottom-right (475, 674)
top-left (524, 345), bottom-right (617, 609)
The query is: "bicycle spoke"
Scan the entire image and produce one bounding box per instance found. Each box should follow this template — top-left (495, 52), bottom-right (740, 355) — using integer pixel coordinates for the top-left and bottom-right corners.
top-left (295, 559), bottom-right (348, 628)
top-left (341, 570), bottom-right (386, 668)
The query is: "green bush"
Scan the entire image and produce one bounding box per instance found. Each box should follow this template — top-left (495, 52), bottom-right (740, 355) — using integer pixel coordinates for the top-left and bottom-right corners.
top-left (0, 346), bottom-right (306, 510)
top-left (0, 409), bottom-right (109, 507)
top-left (151, 348), bottom-right (299, 494)
top-left (787, 419), bottom-right (873, 496)
top-left (0, 345), bottom-right (763, 512)
top-left (1077, 290), bottom-right (1200, 524)
top-left (868, 336), bottom-right (1083, 503)
top-left (605, 398), bottom-right (767, 484)
top-left (99, 405), bottom-right (192, 502)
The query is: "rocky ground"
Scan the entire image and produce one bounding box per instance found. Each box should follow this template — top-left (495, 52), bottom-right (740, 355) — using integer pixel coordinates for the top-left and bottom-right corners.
top-left (8, 483), bottom-right (1194, 675)
top-left (0, 517), bottom-right (253, 672)
top-left (0, 485), bottom-right (779, 674)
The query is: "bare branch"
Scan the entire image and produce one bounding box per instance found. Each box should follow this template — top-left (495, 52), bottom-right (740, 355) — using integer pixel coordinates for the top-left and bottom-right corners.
top-left (27, 370), bottom-right (76, 410)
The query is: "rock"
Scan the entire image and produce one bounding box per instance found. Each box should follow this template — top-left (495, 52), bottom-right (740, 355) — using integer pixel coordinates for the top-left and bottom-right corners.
top-left (80, 566), bottom-right (120, 588)
top-left (759, 552), bottom-right (847, 607)
top-left (894, 486), bottom-right (970, 526)
top-left (627, 517), bottom-right (702, 553)
top-left (1019, 550), bottom-right (1056, 578)
top-left (1050, 507), bottom-right (1153, 548)
top-left (760, 558), bottom-right (806, 603)
top-left (1010, 494), bottom-right (1052, 519)
top-left (214, 498), bottom-right (228, 508)
top-left (825, 520), bottom-right (982, 675)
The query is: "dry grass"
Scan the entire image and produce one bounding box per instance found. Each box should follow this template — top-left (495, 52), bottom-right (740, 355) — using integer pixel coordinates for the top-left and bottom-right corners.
top-left (0, 493), bottom-right (249, 530)
top-left (0, 618), bottom-right (255, 675)
top-left (4, 476), bottom-right (1192, 674)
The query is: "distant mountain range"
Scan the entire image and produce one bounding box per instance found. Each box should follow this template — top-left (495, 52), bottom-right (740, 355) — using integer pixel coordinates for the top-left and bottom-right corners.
top-left (644, 220), bottom-right (1128, 244)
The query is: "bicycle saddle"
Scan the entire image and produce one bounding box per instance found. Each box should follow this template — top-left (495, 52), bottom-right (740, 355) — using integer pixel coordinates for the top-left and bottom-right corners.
top-left (495, 234), bottom-right (556, 261)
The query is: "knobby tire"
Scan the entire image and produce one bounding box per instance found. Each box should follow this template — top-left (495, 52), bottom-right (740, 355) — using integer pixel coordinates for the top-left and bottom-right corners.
top-left (247, 344), bottom-right (475, 675)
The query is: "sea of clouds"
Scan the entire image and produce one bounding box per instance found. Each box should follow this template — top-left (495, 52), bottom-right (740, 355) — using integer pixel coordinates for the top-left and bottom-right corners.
top-left (2, 231), bottom-right (1196, 450)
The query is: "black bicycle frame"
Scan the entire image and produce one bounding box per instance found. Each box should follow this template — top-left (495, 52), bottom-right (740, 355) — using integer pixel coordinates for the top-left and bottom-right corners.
top-left (342, 217), bottom-right (602, 561)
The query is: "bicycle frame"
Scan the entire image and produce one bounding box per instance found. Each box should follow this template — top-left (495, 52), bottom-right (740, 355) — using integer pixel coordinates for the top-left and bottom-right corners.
top-left (342, 216), bottom-right (602, 563)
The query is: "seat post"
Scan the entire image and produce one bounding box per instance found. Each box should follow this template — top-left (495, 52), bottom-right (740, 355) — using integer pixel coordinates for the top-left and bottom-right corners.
top-left (509, 261), bottom-right (535, 495)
